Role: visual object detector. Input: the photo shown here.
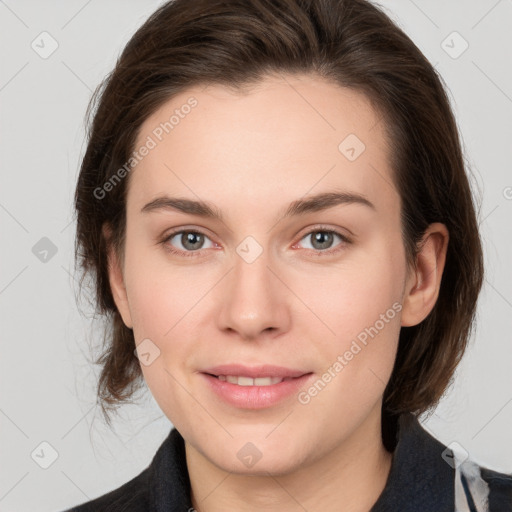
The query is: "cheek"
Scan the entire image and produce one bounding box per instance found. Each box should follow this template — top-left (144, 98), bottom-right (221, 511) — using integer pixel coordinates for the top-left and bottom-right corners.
top-left (307, 239), bottom-right (404, 340)
top-left (126, 260), bottom-right (195, 416)
top-left (123, 235), bottom-right (198, 336)
top-left (128, 279), bottom-right (174, 340)
top-left (123, 241), bottom-right (215, 387)
top-left (301, 236), bottom-right (405, 392)
top-left (297, 292), bottom-right (401, 425)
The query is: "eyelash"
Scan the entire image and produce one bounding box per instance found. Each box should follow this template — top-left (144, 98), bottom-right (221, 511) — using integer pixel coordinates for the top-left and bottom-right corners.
top-left (160, 225), bottom-right (352, 259)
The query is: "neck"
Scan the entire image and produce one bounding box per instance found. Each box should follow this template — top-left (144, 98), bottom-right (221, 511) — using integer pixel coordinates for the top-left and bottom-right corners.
top-left (185, 405), bottom-right (394, 512)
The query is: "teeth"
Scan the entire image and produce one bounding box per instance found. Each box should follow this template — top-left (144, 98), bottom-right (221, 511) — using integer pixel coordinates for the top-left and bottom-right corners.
top-left (217, 375), bottom-right (289, 386)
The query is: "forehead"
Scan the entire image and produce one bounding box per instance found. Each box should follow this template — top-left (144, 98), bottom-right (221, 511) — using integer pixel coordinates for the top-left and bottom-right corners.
top-left (128, 74), bottom-right (396, 215)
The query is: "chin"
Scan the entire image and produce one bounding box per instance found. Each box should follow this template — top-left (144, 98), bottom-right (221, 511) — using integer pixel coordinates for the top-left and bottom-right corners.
top-left (205, 436), bottom-right (308, 476)
top-left (220, 454), bottom-right (303, 477)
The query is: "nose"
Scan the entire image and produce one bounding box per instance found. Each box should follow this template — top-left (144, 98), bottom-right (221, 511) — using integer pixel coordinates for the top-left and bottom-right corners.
top-left (216, 248), bottom-right (291, 341)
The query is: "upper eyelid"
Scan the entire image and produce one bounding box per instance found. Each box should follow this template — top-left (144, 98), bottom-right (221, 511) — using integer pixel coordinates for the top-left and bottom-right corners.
top-left (296, 225), bottom-right (351, 240)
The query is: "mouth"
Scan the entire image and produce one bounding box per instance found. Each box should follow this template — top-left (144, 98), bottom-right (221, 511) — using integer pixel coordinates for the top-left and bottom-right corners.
top-left (199, 370), bottom-right (315, 409)
top-left (204, 374), bottom-right (300, 386)
top-left (201, 363), bottom-right (310, 382)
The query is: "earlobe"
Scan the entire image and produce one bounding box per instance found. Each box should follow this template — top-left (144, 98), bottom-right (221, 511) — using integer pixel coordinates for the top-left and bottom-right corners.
top-left (400, 223), bottom-right (449, 327)
top-left (103, 223), bottom-right (133, 329)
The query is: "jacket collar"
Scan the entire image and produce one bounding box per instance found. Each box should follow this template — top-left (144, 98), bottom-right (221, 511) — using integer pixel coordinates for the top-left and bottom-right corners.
top-left (149, 425), bottom-right (192, 511)
top-left (371, 412), bottom-right (455, 511)
top-left (148, 412), bottom-right (455, 511)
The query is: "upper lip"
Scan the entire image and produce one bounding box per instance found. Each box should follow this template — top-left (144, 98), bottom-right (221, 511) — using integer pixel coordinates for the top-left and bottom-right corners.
top-left (201, 364), bottom-right (310, 379)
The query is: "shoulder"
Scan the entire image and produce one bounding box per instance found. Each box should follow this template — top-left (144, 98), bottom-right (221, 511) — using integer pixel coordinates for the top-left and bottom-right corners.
top-left (478, 465), bottom-right (512, 511)
top-left (61, 466), bottom-right (150, 512)
top-left (60, 426), bottom-right (191, 511)
top-left (373, 412), bottom-right (512, 511)
top-left (442, 429), bottom-right (512, 511)
top-left (480, 465), bottom-right (512, 485)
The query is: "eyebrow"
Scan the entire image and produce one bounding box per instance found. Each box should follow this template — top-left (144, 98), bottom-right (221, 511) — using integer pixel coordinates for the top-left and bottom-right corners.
top-left (140, 190), bottom-right (376, 221)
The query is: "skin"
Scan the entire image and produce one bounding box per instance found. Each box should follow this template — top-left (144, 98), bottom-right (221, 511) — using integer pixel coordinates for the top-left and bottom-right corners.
top-left (106, 73), bottom-right (449, 512)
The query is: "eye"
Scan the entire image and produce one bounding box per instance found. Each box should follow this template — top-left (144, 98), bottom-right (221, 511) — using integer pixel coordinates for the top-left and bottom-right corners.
top-left (294, 227), bottom-right (351, 255)
top-left (162, 229), bottom-right (216, 257)
top-left (161, 226), bottom-right (351, 258)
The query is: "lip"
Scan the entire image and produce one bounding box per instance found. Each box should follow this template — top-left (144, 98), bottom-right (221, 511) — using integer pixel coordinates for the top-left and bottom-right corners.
top-left (201, 364), bottom-right (309, 379)
top-left (200, 369), bottom-right (314, 409)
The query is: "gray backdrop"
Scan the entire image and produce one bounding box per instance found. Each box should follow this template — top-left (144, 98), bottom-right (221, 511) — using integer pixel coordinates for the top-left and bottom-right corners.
top-left (0, 1), bottom-right (511, 510)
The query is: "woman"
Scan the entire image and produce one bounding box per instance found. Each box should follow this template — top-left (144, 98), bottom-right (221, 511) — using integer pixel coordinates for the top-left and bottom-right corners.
top-left (64, 0), bottom-right (512, 510)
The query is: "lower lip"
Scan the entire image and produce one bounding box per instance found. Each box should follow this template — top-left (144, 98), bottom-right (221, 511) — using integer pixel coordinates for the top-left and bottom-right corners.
top-left (200, 372), bottom-right (314, 409)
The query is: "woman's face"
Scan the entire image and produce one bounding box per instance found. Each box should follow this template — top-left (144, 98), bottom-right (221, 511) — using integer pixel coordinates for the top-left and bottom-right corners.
top-left (109, 74), bottom-right (419, 474)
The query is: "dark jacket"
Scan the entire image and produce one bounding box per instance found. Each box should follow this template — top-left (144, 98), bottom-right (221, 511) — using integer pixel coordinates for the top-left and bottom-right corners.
top-left (63, 413), bottom-right (512, 511)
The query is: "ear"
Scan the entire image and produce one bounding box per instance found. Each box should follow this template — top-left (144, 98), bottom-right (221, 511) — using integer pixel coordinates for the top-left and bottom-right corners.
top-left (400, 222), bottom-right (450, 327)
top-left (103, 223), bottom-right (133, 329)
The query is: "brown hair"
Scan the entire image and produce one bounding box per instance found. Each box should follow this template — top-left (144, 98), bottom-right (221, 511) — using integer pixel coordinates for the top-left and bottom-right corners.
top-left (74, 0), bottom-right (484, 439)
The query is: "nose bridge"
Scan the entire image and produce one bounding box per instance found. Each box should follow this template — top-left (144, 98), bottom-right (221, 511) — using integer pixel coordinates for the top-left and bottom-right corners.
top-left (216, 240), bottom-right (290, 339)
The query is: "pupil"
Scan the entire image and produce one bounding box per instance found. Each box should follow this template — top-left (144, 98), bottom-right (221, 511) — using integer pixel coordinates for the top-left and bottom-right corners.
top-left (183, 232), bottom-right (203, 250)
